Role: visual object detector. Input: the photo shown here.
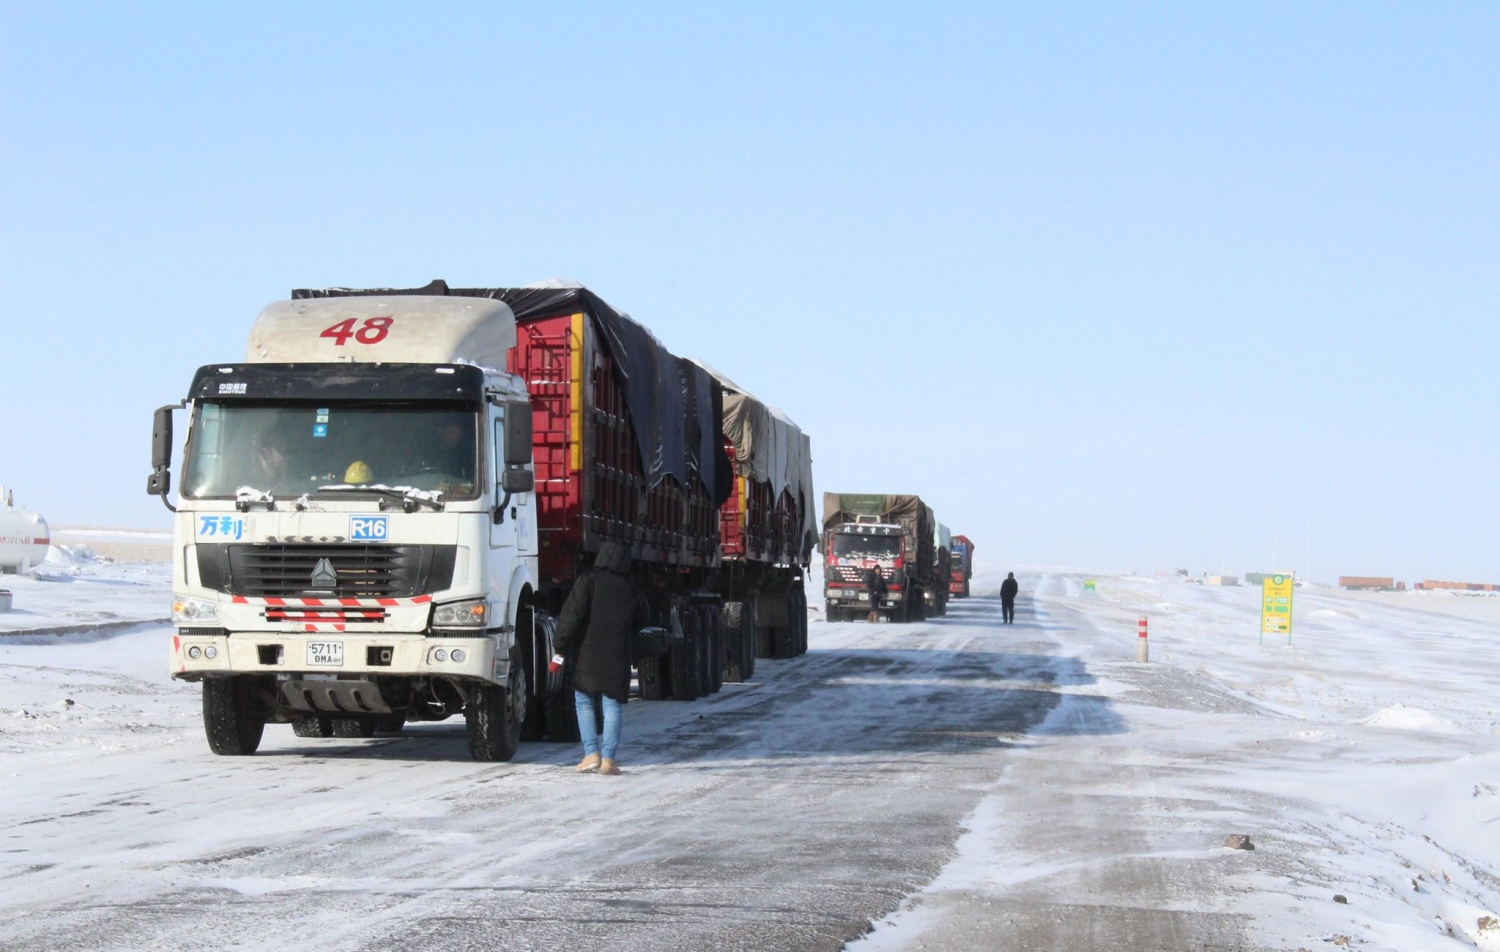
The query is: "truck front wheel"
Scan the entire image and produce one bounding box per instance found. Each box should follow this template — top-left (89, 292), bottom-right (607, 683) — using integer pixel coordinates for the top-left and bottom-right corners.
top-left (467, 663), bottom-right (524, 762)
top-left (202, 677), bottom-right (266, 756)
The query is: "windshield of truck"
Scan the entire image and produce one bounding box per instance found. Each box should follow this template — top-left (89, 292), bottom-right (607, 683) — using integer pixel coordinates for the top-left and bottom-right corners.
top-left (831, 533), bottom-right (901, 563)
top-left (182, 401), bottom-right (479, 500)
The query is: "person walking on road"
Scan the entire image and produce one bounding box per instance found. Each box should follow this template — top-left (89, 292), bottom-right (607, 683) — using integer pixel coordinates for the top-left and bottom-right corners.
top-left (550, 541), bottom-right (649, 776)
top-left (865, 564), bottom-right (888, 623)
top-left (1000, 572), bottom-right (1019, 624)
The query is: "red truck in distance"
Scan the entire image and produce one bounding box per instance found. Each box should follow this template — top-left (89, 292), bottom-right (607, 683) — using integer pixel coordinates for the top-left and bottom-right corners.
top-left (950, 535), bottom-right (975, 597)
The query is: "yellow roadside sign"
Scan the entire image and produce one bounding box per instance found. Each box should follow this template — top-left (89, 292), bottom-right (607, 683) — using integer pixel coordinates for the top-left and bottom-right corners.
top-left (1261, 574), bottom-right (1294, 644)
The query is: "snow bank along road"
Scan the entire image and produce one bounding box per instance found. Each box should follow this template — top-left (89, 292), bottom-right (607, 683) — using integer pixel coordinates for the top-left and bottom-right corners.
top-left (3, 561), bottom-right (1499, 951)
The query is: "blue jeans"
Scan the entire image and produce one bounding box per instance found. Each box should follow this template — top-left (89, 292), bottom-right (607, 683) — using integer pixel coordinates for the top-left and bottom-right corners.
top-left (575, 690), bottom-right (622, 760)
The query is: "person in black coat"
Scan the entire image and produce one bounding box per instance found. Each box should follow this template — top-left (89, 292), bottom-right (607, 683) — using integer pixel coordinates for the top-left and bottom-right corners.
top-left (1000, 572), bottom-right (1019, 624)
top-left (550, 541), bottom-right (649, 775)
top-left (865, 565), bottom-right (889, 622)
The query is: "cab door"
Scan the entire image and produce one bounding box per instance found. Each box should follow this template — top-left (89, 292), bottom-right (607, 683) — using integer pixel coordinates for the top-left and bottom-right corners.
top-left (487, 401), bottom-right (537, 557)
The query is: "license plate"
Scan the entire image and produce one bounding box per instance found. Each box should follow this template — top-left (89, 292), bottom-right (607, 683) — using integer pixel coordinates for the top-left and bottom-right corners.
top-left (307, 641), bottom-right (344, 666)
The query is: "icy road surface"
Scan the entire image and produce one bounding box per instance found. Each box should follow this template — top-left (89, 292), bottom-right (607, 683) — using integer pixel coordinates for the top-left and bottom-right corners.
top-left (3, 560), bottom-right (1500, 951)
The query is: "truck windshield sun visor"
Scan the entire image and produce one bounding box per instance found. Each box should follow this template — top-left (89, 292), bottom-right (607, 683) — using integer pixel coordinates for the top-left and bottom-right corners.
top-left (188, 362), bottom-right (486, 403)
top-left (181, 398), bottom-right (481, 501)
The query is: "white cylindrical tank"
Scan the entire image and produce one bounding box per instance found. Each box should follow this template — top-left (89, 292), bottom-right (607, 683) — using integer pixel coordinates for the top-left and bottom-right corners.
top-left (0, 488), bottom-right (49, 574)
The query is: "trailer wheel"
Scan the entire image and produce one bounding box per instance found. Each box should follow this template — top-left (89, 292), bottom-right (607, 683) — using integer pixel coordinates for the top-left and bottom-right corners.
top-left (722, 601), bottom-right (749, 683)
top-left (667, 607), bottom-right (702, 701)
top-left (705, 604), bottom-right (724, 694)
top-left (202, 677), bottom-right (266, 756)
top-left (694, 607), bottom-right (712, 699)
top-left (637, 655), bottom-right (669, 700)
top-left (522, 694), bottom-right (548, 741)
top-left (332, 718), bottom-right (376, 738)
top-left (291, 716), bottom-right (332, 738)
top-left (467, 655), bottom-right (524, 762)
top-left (770, 588), bottom-right (798, 659)
top-left (772, 625), bottom-right (794, 659)
top-left (792, 587), bottom-right (808, 655)
top-left (753, 611), bottom-right (775, 658)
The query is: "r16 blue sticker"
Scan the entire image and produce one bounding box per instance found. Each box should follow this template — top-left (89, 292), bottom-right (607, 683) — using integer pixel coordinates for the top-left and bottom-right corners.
top-left (350, 515), bottom-right (388, 541)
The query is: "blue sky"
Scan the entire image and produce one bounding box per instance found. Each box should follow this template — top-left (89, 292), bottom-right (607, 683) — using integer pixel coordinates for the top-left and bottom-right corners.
top-left (1, 3), bottom-right (1495, 583)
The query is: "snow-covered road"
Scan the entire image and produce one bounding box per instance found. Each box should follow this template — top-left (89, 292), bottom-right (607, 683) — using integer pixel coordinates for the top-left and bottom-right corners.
top-left (4, 559), bottom-right (1498, 951)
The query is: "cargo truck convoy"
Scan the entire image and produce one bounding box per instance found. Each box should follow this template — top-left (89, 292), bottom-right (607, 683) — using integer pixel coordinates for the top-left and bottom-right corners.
top-left (950, 535), bottom-right (975, 597)
top-left (821, 493), bottom-right (939, 623)
top-left (147, 280), bottom-right (812, 761)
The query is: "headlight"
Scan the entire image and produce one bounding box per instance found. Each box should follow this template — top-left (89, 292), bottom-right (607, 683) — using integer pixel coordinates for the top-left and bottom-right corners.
top-left (172, 597), bottom-right (219, 624)
top-left (432, 599), bottom-right (487, 628)
top-left (450, 648), bottom-right (466, 663)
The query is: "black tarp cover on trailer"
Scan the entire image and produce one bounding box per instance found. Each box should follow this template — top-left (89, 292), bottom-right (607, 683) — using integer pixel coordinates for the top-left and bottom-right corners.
top-left (290, 280), bottom-right (731, 505)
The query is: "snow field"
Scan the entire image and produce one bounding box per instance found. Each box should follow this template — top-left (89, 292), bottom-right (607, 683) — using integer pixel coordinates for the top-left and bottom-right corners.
top-left (853, 564), bottom-right (1500, 951)
top-left (2, 552), bottom-right (1498, 950)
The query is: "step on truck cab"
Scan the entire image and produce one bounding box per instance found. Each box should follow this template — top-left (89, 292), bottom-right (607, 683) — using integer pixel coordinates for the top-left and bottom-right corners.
top-left (821, 493), bottom-right (936, 623)
top-left (700, 364), bottom-right (816, 675)
top-left (149, 280), bottom-right (731, 760)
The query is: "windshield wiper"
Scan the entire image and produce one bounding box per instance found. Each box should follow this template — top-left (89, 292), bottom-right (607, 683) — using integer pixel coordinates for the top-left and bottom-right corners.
top-left (314, 485), bottom-right (444, 512)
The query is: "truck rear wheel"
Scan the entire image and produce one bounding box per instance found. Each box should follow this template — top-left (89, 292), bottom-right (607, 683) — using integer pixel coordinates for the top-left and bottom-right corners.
top-left (292, 716), bottom-right (332, 738)
top-left (545, 669), bottom-right (581, 742)
top-left (467, 658), bottom-right (524, 762)
top-left (202, 677), bottom-right (266, 756)
top-left (722, 601), bottom-right (750, 683)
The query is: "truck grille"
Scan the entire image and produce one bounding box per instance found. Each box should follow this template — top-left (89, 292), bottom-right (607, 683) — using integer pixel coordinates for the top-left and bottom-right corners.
top-left (197, 544), bottom-right (456, 599)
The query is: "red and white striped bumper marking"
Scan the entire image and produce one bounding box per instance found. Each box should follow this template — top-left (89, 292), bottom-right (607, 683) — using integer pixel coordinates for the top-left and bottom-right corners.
top-left (228, 594), bottom-right (432, 631)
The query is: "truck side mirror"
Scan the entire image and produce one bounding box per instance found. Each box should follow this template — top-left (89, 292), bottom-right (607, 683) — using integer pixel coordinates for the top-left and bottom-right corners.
top-left (147, 405), bottom-right (179, 509)
top-left (504, 402), bottom-right (532, 466)
top-left (151, 405), bottom-right (174, 473)
top-left (501, 469), bottom-right (534, 494)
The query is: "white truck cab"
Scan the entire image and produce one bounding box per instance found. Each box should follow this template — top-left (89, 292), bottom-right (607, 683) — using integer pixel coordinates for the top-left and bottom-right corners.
top-left (150, 293), bottom-right (546, 761)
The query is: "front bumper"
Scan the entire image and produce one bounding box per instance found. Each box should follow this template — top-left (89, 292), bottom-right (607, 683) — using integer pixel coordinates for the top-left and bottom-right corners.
top-left (170, 629), bottom-right (504, 683)
top-left (825, 587), bottom-right (903, 604)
